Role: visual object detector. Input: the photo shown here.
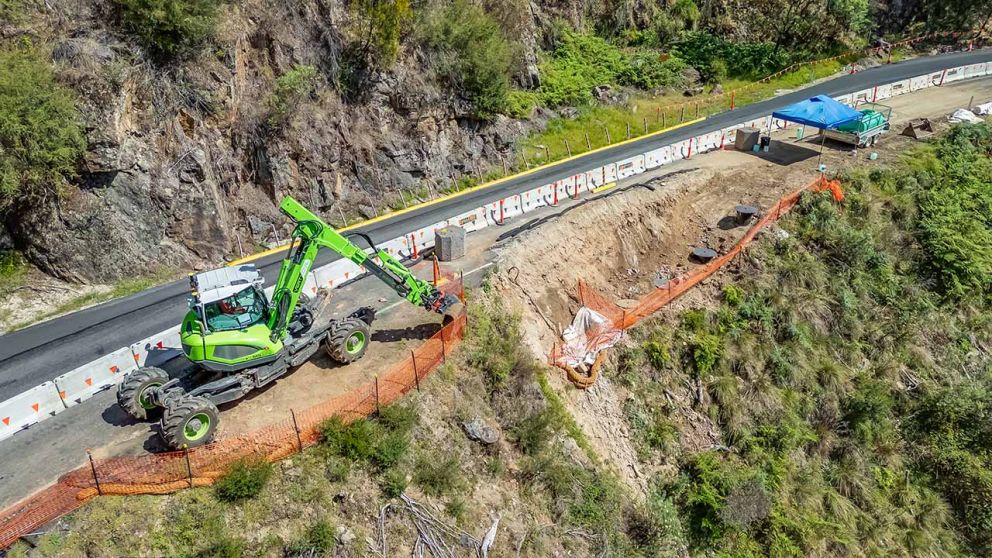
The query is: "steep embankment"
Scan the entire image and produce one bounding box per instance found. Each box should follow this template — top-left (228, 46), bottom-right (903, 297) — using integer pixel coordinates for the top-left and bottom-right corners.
top-left (491, 122), bottom-right (992, 556)
top-left (13, 126), bottom-right (991, 558)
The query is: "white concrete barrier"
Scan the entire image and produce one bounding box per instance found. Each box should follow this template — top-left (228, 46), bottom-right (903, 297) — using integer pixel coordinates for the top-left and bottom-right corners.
top-left (0, 382), bottom-right (65, 441)
top-left (130, 329), bottom-right (183, 368)
top-left (55, 347), bottom-right (139, 407)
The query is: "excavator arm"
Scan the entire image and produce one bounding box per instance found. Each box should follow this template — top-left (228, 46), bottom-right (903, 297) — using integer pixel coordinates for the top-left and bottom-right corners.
top-left (266, 196), bottom-right (460, 341)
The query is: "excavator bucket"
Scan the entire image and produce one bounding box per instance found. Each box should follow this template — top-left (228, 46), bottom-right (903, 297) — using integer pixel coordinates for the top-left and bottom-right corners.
top-left (901, 118), bottom-right (934, 140)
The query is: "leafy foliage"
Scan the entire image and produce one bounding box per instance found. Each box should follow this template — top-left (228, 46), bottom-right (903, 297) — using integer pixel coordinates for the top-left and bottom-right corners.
top-left (115, 0), bottom-right (218, 58)
top-left (417, 0), bottom-right (515, 117)
top-left (673, 32), bottom-right (790, 82)
top-left (538, 31), bottom-right (684, 107)
top-left (351, 0), bottom-right (409, 65)
top-left (0, 47), bottom-right (84, 212)
top-left (268, 65), bottom-right (319, 126)
top-left (909, 123), bottom-right (992, 301)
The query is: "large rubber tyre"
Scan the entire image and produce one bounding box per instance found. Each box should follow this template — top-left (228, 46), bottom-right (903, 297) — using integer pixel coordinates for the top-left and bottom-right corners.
top-left (325, 318), bottom-right (371, 364)
top-left (160, 395), bottom-right (220, 450)
top-left (117, 367), bottom-right (170, 420)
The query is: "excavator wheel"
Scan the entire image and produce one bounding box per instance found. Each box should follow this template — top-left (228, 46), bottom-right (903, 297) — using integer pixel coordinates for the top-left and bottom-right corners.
top-left (117, 366), bottom-right (170, 420)
top-left (160, 395), bottom-right (220, 449)
top-left (325, 318), bottom-right (371, 364)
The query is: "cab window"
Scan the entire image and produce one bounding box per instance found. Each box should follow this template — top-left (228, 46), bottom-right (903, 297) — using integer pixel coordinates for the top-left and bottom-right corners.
top-left (203, 287), bottom-right (266, 331)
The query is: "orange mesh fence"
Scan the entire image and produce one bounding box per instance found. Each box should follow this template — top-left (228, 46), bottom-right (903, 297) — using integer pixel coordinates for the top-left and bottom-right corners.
top-left (0, 277), bottom-right (467, 549)
top-left (551, 176), bottom-right (842, 369)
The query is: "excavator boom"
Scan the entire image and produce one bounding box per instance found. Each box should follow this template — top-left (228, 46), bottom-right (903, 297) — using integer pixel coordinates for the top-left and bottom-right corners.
top-left (267, 196), bottom-right (460, 341)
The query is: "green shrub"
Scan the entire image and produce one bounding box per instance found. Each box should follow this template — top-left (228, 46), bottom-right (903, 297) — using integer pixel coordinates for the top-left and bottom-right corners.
top-left (115, 0), bottom-right (218, 58)
top-left (512, 408), bottom-right (553, 456)
top-left (322, 417), bottom-right (380, 462)
top-left (673, 31), bottom-right (789, 81)
top-left (414, 452), bottom-right (462, 497)
top-left (642, 339), bottom-right (670, 370)
top-left (912, 124), bottom-right (992, 300)
top-left (465, 298), bottom-right (525, 392)
top-left (269, 65), bottom-right (318, 126)
top-left (286, 520), bottom-right (336, 557)
top-left (381, 468), bottom-right (408, 497)
top-left (321, 404), bottom-right (416, 473)
top-left (345, 0), bottom-right (410, 68)
top-left (371, 430), bottom-right (409, 471)
top-left (538, 31), bottom-right (684, 107)
top-left (417, 0), bottom-right (514, 117)
top-left (214, 458), bottom-right (273, 502)
top-left (721, 284), bottom-right (745, 306)
top-left (691, 333), bottom-right (722, 377)
top-left (0, 47), bottom-right (85, 212)
top-left (0, 250), bottom-right (26, 290)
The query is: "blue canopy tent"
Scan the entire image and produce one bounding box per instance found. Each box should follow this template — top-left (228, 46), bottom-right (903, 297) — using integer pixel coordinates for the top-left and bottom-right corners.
top-left (770, 95), bottom-right (863, 165)
top-left (771, 94), bottom-right (862, 129)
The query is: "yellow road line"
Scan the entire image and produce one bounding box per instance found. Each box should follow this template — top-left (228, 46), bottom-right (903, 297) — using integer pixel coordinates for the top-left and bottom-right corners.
top-left (591, 182), bottom-right (618, 194)
top-left (228, 116), bottom-right (706, 267)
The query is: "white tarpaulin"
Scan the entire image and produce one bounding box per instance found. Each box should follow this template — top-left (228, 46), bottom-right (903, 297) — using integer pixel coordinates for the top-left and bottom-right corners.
top-left (559, 307), bottom-right (623, 368)
top-left (974, 102), bottom-right (992, 116)
top-left (949, 108), bottom-right (982, 123)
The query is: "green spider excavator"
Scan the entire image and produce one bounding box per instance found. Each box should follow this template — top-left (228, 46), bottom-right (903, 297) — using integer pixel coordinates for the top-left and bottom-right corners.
top-left (116, 196), bottom-right (462, 449)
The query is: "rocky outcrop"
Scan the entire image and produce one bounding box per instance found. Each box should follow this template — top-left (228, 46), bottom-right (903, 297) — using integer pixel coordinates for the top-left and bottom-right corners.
top-left (5, 0), bottom-right (548, 282)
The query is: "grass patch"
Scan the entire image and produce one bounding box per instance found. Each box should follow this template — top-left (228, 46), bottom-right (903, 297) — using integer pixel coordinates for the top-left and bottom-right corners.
top-left (320, 402), bottom-right (418, 496)
top-left (536, 369), bottom-right (596, 462)
top-left (518, 55), bottom-right (851, 167)
top-left (0, 250), bottom-right (27, 291)
top-left (7, 268), bottom-right (179, 331)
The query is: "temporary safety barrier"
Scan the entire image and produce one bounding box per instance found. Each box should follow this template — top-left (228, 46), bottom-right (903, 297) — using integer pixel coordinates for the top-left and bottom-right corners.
top-left (550, 176), bottom-right (845, 379)
top-left (130, 329), bottom-right (183, 368)
top-left (0, 280), bottom-right (467, 550)
top-left (54, 347), bottom-right (138, 407)
top-left (0, 382), bottom-right (65, 437)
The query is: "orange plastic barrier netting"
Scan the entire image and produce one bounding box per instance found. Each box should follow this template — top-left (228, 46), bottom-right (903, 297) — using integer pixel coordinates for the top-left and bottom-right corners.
top-left (550, 176), bottom-right (842, 369)
top-left (0, 277), bottom-right (466, 549)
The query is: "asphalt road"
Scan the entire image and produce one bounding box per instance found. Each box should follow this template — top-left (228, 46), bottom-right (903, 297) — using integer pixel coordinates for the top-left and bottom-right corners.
top-left (1, 49), bottom-right (990, 401)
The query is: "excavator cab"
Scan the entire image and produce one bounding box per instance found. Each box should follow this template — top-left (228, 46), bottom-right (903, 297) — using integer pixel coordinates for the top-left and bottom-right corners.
top-left (180, 265), bottom-right (284, 372)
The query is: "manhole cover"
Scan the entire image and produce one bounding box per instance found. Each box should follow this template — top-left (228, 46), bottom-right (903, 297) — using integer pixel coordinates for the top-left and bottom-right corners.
top-left (691, 247), bottom-right (718, 263)
top-left (735, 205), bottom-right (758, 225)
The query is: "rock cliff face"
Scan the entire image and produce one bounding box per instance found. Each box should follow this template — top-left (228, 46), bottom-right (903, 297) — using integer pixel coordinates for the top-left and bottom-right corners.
top-left (4, 0), bottom-right (550, 282)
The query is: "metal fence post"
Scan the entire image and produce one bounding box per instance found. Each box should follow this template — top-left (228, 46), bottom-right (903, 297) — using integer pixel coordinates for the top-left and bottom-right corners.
top-left (412, 350), bottom-right (420, 391)
top-left (87, 450), bottom-right (102, 495)
top-left (291, 409), bottom-right (303, 452)
top-left (374, 375), bottom-right (380, 416)
top-left (440, 331), bottom-right (447, 363)
top-left (584, 131), bottom-right (592, 150)
top-left (183, 445), bottom-right (193, 488)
